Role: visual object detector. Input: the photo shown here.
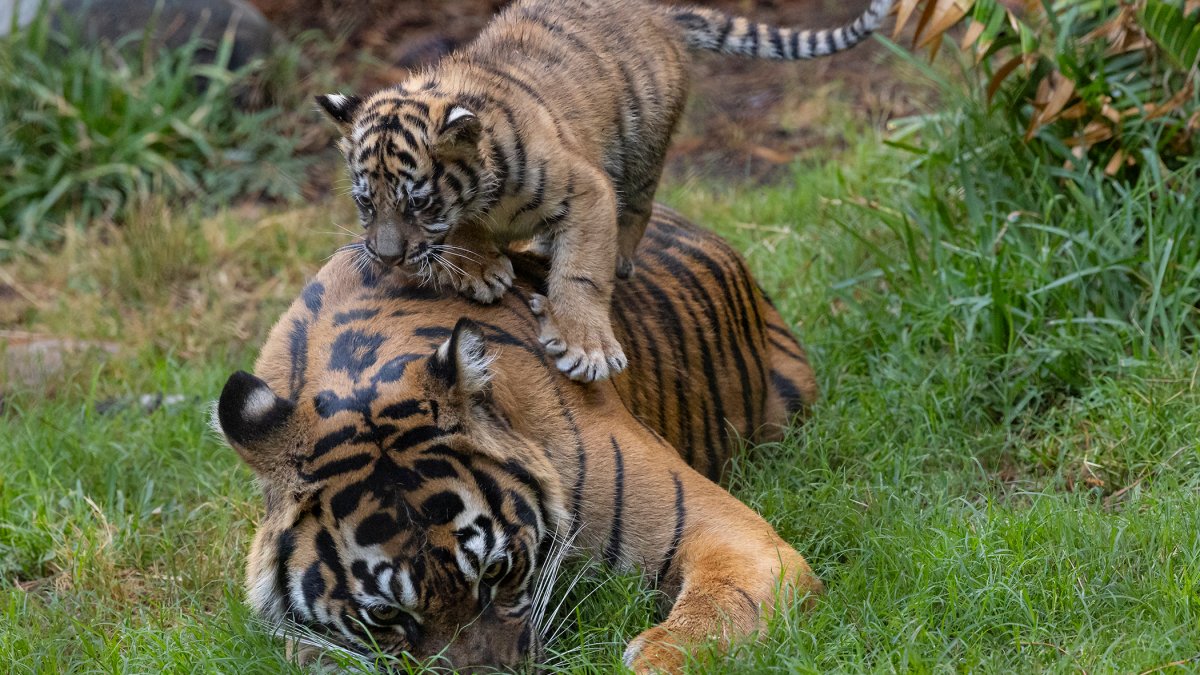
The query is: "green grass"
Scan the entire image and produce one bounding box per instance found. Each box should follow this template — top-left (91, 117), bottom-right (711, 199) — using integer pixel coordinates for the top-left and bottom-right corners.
top-left (3, 60), bottom-right (1200, 674)
top-left (0, 5), bottom-right (313, 250)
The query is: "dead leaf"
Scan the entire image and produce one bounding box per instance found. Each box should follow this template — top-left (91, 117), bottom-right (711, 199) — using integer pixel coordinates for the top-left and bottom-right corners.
top-left (961, 19), bottom-right (986, 51)
top-left (917, 0), bottom-right (970, 49)
top-left (893, 0), bottom-right (923, 40)
top-left (1026, 70), bottom-right (1077, 140)
top-left (987, 55), bottom-right (1024, 101)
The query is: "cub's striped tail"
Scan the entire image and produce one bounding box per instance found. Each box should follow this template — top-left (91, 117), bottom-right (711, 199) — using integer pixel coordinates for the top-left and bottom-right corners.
top-left (668, 0), bottom-right (895, 60)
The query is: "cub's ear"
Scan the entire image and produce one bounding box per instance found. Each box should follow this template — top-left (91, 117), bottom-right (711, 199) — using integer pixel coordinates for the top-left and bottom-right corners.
top-left (428, 318), bottom-right (493, 402)
top-left (435, 106), bottom-right (483, 160)
top-left (216, 370), bottom-right (296, 475)
top-left (315, 93), bottom-right (363, 135)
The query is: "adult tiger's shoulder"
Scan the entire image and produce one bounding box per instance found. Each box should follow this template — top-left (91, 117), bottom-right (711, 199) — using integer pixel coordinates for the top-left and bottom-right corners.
top-left (216, 204), bottom-right (820, 673)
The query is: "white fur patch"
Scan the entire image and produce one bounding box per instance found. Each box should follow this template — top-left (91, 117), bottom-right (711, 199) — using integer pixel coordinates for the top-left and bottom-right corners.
top-left (207, 400), bottom-right (225, 438)
top-left (242, 386), bottom-right (277, 420)
top-left (457, 331), bottom-right (496, 388)
top-left (446, 105), bottom-right (475, 125)
top-left (325, 93), bottom-right (349, 109)
top-left (396, 569), bottom-right (418, 608)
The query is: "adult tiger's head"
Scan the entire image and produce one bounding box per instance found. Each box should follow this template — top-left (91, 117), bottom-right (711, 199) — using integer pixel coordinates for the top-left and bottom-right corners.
top-left (216, 317), bottom-right (567, 671)
top-left (315, 90), bottom-right (498, 269)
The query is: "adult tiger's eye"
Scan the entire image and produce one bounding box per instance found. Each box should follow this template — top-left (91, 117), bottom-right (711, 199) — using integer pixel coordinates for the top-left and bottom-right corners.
top-left (367, 605), bottom-right (404, 624)
top-left (481, 561), bottom-right (506, 585)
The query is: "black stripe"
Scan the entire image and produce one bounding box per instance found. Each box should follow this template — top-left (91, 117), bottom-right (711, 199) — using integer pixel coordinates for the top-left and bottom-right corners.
top-left (555, 402), bottom-right (586, 532)
top-left (442, 167), bottom-right (463, 195)
top-left (378, 399), bottom-right (424, 420)
top-left (475, 63), bottom-right (553, 111)
top-left (715, 14), bottom-right (735, 49)
top-left (648, 221), bottom-right (769, 414)
top-left (769, 334), bottom-right (809, 364)
top-left (632, 273), bottom-right (695, 466)
top-left (769, 26), bottom-right (785, 58)
top-left (402, 113), bottom-right (428, 132)
top-left (302, 453), bottom-right (373, 481)
top-left (657, 473), bottom-right (686, 583)
top-left (311, 425), bottom-right (359, 458)
top-left (275, 529), bottom-right (296, 618)
top-left (603, 436), bottom-right (625, 566)
top-left (771, 370), bottom-right (808, 417)
top-left (332, 308), bottom-right (380, 326)
top-left (514, 164), bottom-right (547, 219)
top-left (641, 247), bottom-right (733, 477)
top-left (287, 318), bottom-right (309, 400)
top-left (389, 424), bottom-right (448, 450)
top-left (614, 290), bottom-right (669, 435)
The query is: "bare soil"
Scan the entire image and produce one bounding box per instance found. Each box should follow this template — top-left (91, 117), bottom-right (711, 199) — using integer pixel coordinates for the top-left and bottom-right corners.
top-left (252, 0), bottom-right (928, 181)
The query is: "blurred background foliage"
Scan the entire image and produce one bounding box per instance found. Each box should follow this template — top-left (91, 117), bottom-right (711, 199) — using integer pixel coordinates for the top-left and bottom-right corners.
top-left (0, 2), bottom-right (325, 251)
top-left (895, 0), bottom-right (1199, 178)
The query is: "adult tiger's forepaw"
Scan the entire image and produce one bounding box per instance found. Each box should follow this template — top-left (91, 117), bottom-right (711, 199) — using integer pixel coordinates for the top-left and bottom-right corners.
top-left (622, 626), bottom-right (689, 674)
top-left (433, 248), bottom-right (513, 304)
top-left (530, 293), bottom-right (627, 383)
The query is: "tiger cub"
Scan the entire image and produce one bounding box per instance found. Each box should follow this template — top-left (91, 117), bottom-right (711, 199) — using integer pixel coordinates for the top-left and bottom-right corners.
top-left (316, 0), bottom-right (893, 383)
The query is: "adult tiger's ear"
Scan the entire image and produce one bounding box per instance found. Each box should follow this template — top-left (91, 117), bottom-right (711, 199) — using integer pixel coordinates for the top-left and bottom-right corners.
top-left (435, 106), bottom-right (483, 161)
top-left (215, 370), bottom-right (296, 476)
top-left (315, 93), bottom-right (363, 136)
top-left (427, 318), bottom-right (493, 404)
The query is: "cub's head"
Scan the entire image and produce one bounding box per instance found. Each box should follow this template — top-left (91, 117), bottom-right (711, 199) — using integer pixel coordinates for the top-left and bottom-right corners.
top-left (316, 90), bottom-right (496, 270)
top-left (216, 319), bottom-right (565, 671)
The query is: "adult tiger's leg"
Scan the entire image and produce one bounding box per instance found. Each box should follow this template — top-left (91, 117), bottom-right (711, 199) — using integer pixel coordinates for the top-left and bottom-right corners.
top-left (432, 218), bottom-right (514, 304)
top-left (537, 166), bottom-right (627, 382)
top-left (621, 472), bottom-right (822, 674)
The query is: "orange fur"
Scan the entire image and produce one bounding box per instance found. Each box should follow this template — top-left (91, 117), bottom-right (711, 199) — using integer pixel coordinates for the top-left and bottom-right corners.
top-left (217, 205), bottom-right (820, 672)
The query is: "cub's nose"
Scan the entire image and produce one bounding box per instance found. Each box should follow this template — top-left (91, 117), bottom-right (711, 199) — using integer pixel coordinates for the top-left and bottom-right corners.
top-left (368, 226), bottom-right (407, 267)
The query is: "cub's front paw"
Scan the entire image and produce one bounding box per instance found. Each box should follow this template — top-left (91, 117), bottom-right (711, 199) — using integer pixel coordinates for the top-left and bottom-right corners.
top-left (431, 249), bottom-right (513, 304)
top-left (622, 626), bottom-right (688, 674)
top-left (529, 294), bottom-right (627, 383)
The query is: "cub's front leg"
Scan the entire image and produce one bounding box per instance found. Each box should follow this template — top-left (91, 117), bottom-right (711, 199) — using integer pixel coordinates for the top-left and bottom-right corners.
top-left (534, 166), bottom-right (627, 382)
top-left (431, 219), bottom-right (514, 304)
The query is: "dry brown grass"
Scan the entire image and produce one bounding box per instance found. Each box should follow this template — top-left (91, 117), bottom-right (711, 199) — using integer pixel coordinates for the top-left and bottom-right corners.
top-left (0, 200), bottom-right (358, 398)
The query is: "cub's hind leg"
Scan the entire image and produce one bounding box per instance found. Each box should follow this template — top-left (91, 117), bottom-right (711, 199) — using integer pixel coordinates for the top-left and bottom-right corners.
top-left (615, 176), bottom-right (661, 280)
top-left (533, 166), bottom-right (627, 382)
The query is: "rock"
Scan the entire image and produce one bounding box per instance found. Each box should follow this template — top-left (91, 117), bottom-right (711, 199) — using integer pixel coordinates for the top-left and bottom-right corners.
top-left (0, 331), bottom-right (120, 393)
top-left (50, 0), bottom-right (280, 73)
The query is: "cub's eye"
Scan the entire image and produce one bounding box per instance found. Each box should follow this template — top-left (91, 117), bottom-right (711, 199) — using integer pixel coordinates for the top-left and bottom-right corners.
top-left (481, 560), bottom-right (506, 586)
top-left (353, 193), bottom-right (374, 214)
top-left (409, 193), bottom-right (433, 211)
top-left (366, 605), bottom-right (404, 625)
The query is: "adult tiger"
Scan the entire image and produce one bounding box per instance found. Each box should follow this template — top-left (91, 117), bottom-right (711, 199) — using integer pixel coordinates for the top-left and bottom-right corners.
top-left (215, 205), bottom-right (820, 673)
top-left (315, 0), bottom-right (894, 383)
